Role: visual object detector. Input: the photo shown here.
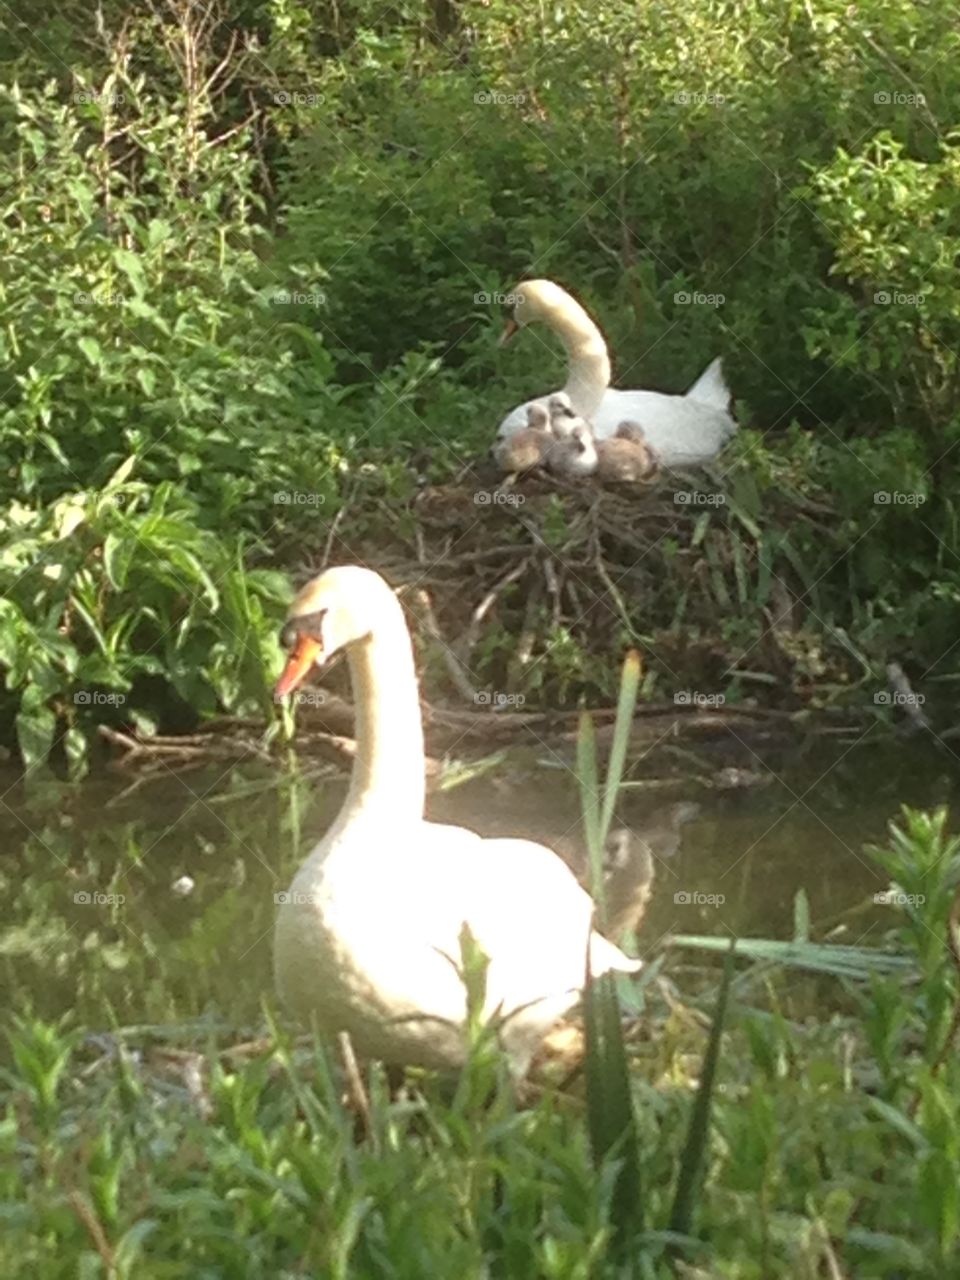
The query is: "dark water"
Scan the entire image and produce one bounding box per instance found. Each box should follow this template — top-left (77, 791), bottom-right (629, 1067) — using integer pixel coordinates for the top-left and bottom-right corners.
top-left (0, 736), bottom-right (955, 1037)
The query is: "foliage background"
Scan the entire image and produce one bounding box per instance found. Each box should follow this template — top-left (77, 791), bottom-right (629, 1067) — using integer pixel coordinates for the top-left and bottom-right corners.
top-left (0, 0), bottom-right (958, 763)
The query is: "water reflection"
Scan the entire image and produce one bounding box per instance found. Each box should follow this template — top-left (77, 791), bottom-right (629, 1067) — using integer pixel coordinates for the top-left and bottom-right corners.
top-left (0, 737), bottom-right (954, 1037)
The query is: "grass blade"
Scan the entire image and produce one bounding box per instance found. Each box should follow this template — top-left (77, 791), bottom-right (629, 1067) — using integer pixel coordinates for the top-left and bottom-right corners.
top-left (577, 708), bottom-right (605, 923)
top-left (580, 651), bottom-right (646, 1262)
top-left (599, 649), bottom-right (642, 841)
top-left (669, 938), bottom-right (736, 1248)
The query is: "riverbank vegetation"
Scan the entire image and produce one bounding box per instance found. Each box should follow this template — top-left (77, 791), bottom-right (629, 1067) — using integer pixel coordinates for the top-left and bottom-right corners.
top-left (0, 0), bottom-right (958, 767)
top-left (4, 5), bottom-right (960, 1272)
top-left (3, 798), bottom-right (959, 1277)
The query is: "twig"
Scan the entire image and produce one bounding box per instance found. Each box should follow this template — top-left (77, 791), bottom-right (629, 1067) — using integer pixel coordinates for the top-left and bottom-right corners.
top-left (592, 523), bottom-right (639, 641)
top-left (457, 558), bottom-right (530, 668)
top-left (182, 1052), bottom-right (213, 1120)
top-left (507, 580), bottom-right (542, 689)
top-left (412, 588), bottom-right (480, 703)
top-left (321, 483), bottom-right (357, 570)
top-left (337, 1031), bottom-right (373, 1140)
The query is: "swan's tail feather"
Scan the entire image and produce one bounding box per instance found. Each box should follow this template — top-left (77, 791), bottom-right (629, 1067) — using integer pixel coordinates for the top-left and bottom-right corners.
top-left (589, 931), bottom-right (643, 976)
top-left (685, 356), bottom-right (730, 412)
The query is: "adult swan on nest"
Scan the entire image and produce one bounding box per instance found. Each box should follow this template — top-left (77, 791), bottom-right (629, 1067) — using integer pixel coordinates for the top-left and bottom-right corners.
top-left (496, 279), bottom-right (736, 467)
top-left (273, 565), bottom-right (640, 1077)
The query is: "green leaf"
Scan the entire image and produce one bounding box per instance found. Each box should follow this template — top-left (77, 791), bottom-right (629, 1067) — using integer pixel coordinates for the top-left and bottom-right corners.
top-left (126, 298), bottom-right (171, 334)
top-left (16, 700), bottom-right (56, 770)
top-left (78, 336), bottom-right (102, 367)
top-left (599, 650), bottom-right (641, 840)
top-left (102, 532), bottom-right (135, 590)
top-left (63, 724), bottom-right (89, 779)
top-left (106, 456), bottom-right (137, 490)
top-left (146, 219), bottom-right (173, 248)
top-left (113, 248), bottom-right (146, 296)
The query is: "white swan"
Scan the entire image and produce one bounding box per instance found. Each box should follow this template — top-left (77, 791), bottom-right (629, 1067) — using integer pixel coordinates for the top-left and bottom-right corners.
top-left (273, 565), bottom-right (640, 1075)
top-left (496, 279), bottom-right (735, 466)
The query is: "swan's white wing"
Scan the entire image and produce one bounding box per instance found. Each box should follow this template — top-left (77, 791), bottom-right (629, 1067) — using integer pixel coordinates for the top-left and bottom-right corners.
top-left (591, 388), bottom-right (736, 463)
top-left (685, 356), bottom-right (731, 412)
top-left (417, 826), bottom-right (639, 988)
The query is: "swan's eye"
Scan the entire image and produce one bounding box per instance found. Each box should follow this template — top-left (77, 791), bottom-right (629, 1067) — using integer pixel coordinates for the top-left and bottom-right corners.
top-left (297, 607), bottom-right (328, 644)
top-left (280, 608), bottom-right (327, 651)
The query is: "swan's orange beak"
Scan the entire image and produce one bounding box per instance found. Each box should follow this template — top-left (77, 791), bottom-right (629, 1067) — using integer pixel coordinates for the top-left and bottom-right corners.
top-left (274, 634), bottom-right (322, 700)
top-left (498, 318), bottom-right (519, 347)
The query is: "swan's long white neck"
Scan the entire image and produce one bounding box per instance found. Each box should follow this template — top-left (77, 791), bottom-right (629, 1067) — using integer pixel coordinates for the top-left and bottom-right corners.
top-left (335, 608), bottom-right (426, 831)
top-left (550, 297), bottom-right (611, 418)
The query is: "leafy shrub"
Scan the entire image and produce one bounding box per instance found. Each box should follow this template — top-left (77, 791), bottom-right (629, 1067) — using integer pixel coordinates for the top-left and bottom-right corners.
top-left (0, 459), bottom-right (287, 771)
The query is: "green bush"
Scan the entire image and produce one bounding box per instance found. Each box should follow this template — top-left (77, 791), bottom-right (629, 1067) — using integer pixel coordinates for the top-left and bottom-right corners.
top-left (0, 0), bottom-right (958, 758)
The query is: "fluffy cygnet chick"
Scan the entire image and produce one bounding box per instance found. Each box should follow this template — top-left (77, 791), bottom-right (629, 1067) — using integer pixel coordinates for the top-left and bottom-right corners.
top-left (546, 391), bottom-right (579, 440)
top-left (595, 421), bottom-right (659, 483)
top-left (614, 420), bottom-right (646, 444)
top-left (547, 421), bottom-right (598, 478)
top-left (491, 403), bottom-right (553, 474)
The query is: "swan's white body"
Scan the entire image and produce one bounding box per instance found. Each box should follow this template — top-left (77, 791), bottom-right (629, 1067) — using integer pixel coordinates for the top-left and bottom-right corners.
top-left (497, 280), bottom-right (735, 467)
top-left (274, 566), bottom-right (639, 1075)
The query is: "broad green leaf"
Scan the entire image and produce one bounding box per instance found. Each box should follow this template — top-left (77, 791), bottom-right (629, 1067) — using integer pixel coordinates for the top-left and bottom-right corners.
top-left (106, 456), bottom-right (138, 490)
top-left (77, 336), bottom-right (102, 367)
top-left (16, 701), bottom-right (56, 770)
top-left (113, 247), bottom-right (147, 296)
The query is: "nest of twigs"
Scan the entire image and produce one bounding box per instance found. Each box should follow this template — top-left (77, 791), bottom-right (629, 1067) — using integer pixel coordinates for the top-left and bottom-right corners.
top-left (99, 464), bottom-right (867, 780)
top-left (307, 458), bottom-right (850, 715)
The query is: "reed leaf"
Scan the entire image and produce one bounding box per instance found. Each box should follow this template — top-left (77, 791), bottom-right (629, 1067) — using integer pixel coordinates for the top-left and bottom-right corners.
top-left (599, 650), bottom-right (642, 842)
top-left (580, 650), bottom-right (645, 1259)
top-left (669, 938), bottom-right (736, 1248)
top-left (577, 708), bottom-right (605, 924)
top-left (669, 935), bottom-right (914, 979)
